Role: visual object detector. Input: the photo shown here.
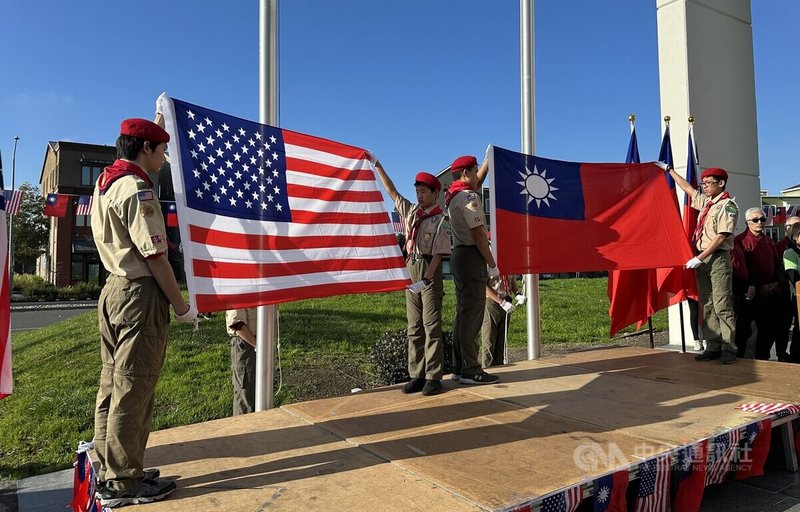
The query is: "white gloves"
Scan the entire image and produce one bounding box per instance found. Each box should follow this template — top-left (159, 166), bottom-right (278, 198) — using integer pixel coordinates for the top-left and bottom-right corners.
top-left (407, 281), bottom-right (426, 294)
top-left (175, 303), bottom-right (198, 323)
top-left (366, 150), bottom-right (378, 165)
top-left (655, 161), bottom-right (670, 172)
top-left (487, 265), bottom-right (500, 279)
top-left (685, 256), bottom-right (703, 269)
top-left (514, 293), bottom-right (526, 306)
top-left (500, 300), bottom-right (515, 313)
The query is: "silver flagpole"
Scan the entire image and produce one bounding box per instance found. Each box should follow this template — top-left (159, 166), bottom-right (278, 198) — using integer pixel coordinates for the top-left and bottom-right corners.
top-left (256, 0), bottom-right (279, 411)
top-left (8, 136), bottom-right (19, 290)
top-left (520, 0), bottom-right (541, 359)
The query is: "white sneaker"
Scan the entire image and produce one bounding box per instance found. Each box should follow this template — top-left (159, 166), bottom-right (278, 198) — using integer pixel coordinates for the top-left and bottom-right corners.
top-left (693, 340), bottom-right (704, 351)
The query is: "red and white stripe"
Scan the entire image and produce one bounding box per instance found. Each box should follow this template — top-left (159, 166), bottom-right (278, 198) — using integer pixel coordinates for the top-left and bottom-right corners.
top-left (0, 188), bottom-right (12, 399)
top-left (705, 429), bottom-right (741, 485)
top-left (634, 454), bottom-right (671, 512)
top-left (737, 402), bottom-right (800, 415)
top-left (75, 195), bottom-right (93, 216)
top-left (3, 189), bottom-right (24, 215)
top-left (564, 484), bottom-right (583, 512)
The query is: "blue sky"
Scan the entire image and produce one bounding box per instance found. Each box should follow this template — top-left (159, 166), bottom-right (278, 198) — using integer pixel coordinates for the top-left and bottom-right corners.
top-left (1, 1), bottom-right (797, 202)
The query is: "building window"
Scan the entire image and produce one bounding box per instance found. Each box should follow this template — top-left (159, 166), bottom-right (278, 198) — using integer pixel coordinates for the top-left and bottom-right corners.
top-left (81, 166), bottom-right (104, 186)
top-left (75, 215), bottom-right (91, 227)
top-left (71, 255), bottom-right (83, 282)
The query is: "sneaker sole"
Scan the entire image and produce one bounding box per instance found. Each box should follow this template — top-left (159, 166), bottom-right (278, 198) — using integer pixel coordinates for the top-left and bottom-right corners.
top-left (101, 486), bottom-right (175, 508)
top-left (459, 377), bottom-right (500, 385)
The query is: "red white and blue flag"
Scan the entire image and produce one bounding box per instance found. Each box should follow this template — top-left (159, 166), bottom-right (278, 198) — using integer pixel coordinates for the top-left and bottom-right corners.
top-left (705, 429), bottom-right (741, 485)
top-left (541, 483), bottom-right (583, 512)
top-left (161, 96), bottom-right (410, 312)
top-left (592, 470), bottom-right (628, 512)
top-left (633, 453), bottom-right (670, 512)
top-left (489, 145), bottom-right (694, 274)
top-left (2, 189), bottom-right (24, 215)
top-left (0, 149), bottom-right (12, 399)
top-left (735, 419), bottom-right (772, 480)
top-left (736, 402), bottom-right (800, 416)
top-left (75, 195), bottom-right (93, 216)
top-left (70, 445), bottom-right (108, 512)
top-left (683, 126), bottom-right (700, 235)
top-left (166, 202), bottom-right (178, 227)
top-left (390, 210), bottom-right (403, 233)
top-left (673, 439), bottom-right (708, 512)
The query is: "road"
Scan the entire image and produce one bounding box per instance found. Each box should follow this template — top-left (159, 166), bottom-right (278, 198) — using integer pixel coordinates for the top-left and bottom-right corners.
top-left (10, 303), bottom-right (96, 332)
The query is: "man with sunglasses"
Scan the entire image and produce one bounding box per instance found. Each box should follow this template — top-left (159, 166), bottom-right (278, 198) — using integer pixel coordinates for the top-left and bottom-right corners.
top-left (732, 208), bottom-right (786, 360)
top-left (660, 164), bottom-right (739, 364)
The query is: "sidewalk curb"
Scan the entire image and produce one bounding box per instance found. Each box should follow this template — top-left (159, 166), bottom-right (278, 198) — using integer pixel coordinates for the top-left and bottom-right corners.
top-left (10, 301), bottom-right (97, 312)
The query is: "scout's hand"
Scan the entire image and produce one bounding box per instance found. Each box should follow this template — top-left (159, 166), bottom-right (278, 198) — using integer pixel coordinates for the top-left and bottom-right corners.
top-left (175, 304), bottom-right (198, 323)
top-left (685, 257), bottom-right (703, 269)
top-left (487, 265), bottom-right (500, 279)
top-left (514, 293), bottom-right (526, 306)
top-left (500, 300), bottom-right (515, 313)
top-left (407, 281), bottom-right (426, 294)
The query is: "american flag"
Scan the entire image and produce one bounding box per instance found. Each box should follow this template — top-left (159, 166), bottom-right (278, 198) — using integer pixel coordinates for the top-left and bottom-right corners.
top-left (0, 149), bottom-right (12, 400)
top-left (2, 189), bottom-right (23, 215)
top-left (633, 453), bottom-right (670, 512)
top-left (540, 483), bottom-right (583, 512)
top-left (71, 445), bottom-right (109, 512)
top-left (391, 210), bottom-right (404, 233)
top-left (705, 429), bottom-right (741, 485)
top-left (162, 96), bottom-right (410, 312)
top-left (737, 402), bottom-right (800, 416)
top-left (75, 195), bottom-right (93, 216)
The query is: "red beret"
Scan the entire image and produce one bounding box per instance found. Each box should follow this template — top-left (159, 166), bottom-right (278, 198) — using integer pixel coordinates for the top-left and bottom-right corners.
top-left (414, 171), bottom-right (441, 192)
top-left (701, 167), bottom-right (728, 181)
top-left (450, 155), bottom-right (478, 173)
top-left (120, 118), bottom-right (170, 143)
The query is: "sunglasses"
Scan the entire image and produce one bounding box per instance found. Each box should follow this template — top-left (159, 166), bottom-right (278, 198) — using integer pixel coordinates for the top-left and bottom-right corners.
top-left (748, 218), bottom-right (767, 223)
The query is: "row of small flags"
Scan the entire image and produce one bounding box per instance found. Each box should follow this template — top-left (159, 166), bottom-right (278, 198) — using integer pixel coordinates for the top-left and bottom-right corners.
top-left (6, 192), bottom-right (178, 225)
top-left (509, 402), bottom-right (800, 512)
top-left (761, 204), bottom-right (800, 227)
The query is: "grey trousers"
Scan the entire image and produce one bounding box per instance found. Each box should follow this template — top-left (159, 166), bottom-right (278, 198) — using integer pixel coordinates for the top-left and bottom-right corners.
top-left (451, 246), bottom-right (488, 376)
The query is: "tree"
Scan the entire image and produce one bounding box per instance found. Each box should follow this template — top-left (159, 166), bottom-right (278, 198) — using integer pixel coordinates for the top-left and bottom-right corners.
top-left (9, 182), bottom-right (48, 275)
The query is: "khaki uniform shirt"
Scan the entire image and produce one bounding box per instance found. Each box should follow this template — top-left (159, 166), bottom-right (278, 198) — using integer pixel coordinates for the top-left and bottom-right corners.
top-left (447, 189), bottom-right (486, 247)
top-left (395, 197), bottom-right (451, 257)
top-left (487, 275), bottom-right (512, 297)
top-left (226, 308), bottom-right (258, 336)
top-left (690, 189), bottom-right (739, 252)
top-left (91, 174), bottom-right (169, 279)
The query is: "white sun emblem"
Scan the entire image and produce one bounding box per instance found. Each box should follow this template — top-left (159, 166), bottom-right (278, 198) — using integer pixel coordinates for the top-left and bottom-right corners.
top-left (597, 486), bottom-right (609, 502)
top-left (517, 164), bottom-right (558, 208)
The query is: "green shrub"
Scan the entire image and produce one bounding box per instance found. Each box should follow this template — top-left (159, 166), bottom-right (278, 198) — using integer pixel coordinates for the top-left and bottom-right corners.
top-left (370, 329), bottom-right (454, 385)
top-left (11, 273), bottom-right (101, 301)
top-left (57, 283), bottom-right (101, 301)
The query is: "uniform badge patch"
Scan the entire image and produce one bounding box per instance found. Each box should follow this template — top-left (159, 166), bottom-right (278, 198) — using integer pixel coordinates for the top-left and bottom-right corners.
top-left (724, 203), bottom-right (738, 215)
top-left (466, 200), bottom-right (479, 212)
top-left (140, 205), bottom-right (155, 217)
top-left (138, 190), bottom-right (155, 201)
top-left (151, 234), bottom-right (166, 244)
top-left (424, 233), bottom-right (432, 241)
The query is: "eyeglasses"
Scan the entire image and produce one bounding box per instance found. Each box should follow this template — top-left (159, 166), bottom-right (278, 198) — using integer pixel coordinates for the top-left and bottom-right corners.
top-left (748, 218), bottom-right (767, 223)
top-left (700, 180), bottom-right (720, 187)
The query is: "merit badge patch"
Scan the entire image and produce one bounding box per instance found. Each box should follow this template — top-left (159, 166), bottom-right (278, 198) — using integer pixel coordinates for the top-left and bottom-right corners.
top-left (137, 190), bottom-right (155, 201)
top-left (724, 202), bottom-right (738, 215)
top-left (465, 200), bottom-right (479, 212)
top-left (151, 234), bottom-right (166, 244)
top-left (140, 205), bottom-right (155, 217)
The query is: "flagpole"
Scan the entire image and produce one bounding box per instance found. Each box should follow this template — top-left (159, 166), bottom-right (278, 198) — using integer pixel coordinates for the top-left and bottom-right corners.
top-left (520, 0), bottom-right (541, 359)
top-left (256, 0), bottom-right (279, 411)
top-left (8, 137), bottom-right (19, 290)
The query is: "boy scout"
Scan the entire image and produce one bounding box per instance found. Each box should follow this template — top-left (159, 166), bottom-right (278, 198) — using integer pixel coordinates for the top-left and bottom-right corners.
top-left (446, 155), bottom-right (500, 384)
top-left (92, 117), bottom-right (197, 507)
top-left (226, 308), bottom-right (257, 413)
top-left (663, 163), bottom-right (739, 364)
top-left (373, 161), bottom-right (450, 396)
top-left (482, 274), bottom-right (521, 368)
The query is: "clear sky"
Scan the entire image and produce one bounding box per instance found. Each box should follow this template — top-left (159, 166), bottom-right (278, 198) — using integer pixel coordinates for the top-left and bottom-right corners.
top-left (1, 1), bottom-right (797, 203)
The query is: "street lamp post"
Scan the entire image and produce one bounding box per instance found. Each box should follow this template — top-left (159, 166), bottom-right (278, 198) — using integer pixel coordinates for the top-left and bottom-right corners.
top-left (8, 136), bottom-right (19, 290)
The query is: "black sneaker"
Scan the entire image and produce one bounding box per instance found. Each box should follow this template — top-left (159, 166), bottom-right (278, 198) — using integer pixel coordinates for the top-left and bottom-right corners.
top-left (459, 371), bottom-right (500, 385)
top-left (421, 379), bottom-right (443, 396)
top-left (96, 468), bottom-right (160, 496)
top-left (694, 351), bottom-right (721, 361)
top-left (100, 478), bottom-right (176, 508)
top-left (401, 378), bottom-right (425, 394)
top-left (720, 351), bottom-right (736, 364)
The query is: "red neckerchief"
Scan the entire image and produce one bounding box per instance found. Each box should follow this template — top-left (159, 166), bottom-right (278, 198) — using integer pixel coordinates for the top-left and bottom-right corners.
top-left (693, 191), bottom-right (730, 246)
top-left (501, 275), bottom-right (511, 295)
top-left (97, 159), bottom-right (155, 194)
top-left (406, 204), bottom-right (443, 255)
top-left (445, 180), bottom-right (474, 207)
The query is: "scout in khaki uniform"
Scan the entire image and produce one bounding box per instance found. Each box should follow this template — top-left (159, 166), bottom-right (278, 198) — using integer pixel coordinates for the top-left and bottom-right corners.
top-left (482, 274), bottom-right (522, 368)
top-left (373, 161), bottom-right (450, 396)
top-left (226, 308), bottom-right (257, 414)
top-left (92, 118), bottom-right (197, 507)
top-left (446, 155), bottom-right (501, 385)
top-left (664, 164), bottom-right (739, 364)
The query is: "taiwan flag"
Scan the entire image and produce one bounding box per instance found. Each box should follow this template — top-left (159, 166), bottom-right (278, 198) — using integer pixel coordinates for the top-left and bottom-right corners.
top-left (490, 146), bottom-right (694, 274)
top-left (166, 202), bottom-right (178, 227)
top-left (593, 470), bottom-right (628, 511)
top-left (44, 193), bottom-right (69, 217)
